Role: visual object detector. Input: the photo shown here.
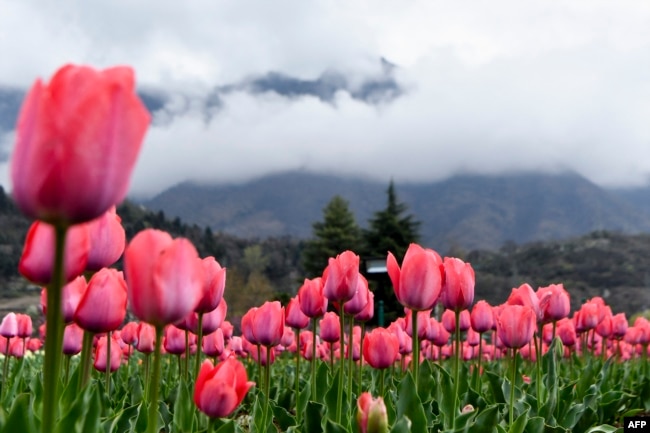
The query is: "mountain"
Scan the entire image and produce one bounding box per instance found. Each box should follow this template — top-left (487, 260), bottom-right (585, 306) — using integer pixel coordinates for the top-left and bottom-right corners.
top-left (142, 170), bottom-right (650, 252)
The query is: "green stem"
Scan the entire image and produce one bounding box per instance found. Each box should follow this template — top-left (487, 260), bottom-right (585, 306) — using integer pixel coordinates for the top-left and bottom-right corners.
top-left (380, 368), bottom-right (385, 398)
top-left (311, 319), bottom-right (317, 399)
top-left (184, 330), bottom-right (190, 380)
top-left (347, 315), bottom-right (354, 401)
top-left (79, 331), bottom-right (94, 391)
top-left (534, 332), bottom-right (542, 406)
top-left (262, 346), bottom-right (272, 431)
top-left (336, 305), bottom-right (345, 423)
top-left (42, 224), bottom-right (68, 433)
top-left (411, 309), bottom-right (419, 388)
top-left (64, 355), bottom-right (71, 386)
top-left (147, 326), bottom-right (164, 433)
top-left (105, 331), bottom-right (112, 396)
top-left (294, 328), bottom-right (301, 424)
top-left (194, 313), bottom-right (204, 385)
top-left (476, 333), bottom-right (483, 390)
top-left (143, 353), bottom-right (150, 401)
top-left (452, 310), bottom-right (461, 429)
top-left (510, 348), bottom-right (518, 426)
top-left (257, 344), bottom-right (262, 391)
top-left (1, 338), bottom-right (9, 400)
top-left (358, 323), bottom-right (365, 397)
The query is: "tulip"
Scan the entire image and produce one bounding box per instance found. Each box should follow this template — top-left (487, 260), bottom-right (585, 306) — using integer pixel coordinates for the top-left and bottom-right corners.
top-left (135, 322), bottom-right (156, 354)
top-left (285, 296), bottom-right (310, 329)
top-left (363, 327), bottom-right (399, 370)
top-left (124, 229), bottom-right (204, 327)
top-left (27, 338), bottom-right (43, 352)
top-left (85, 206), bottom-right (126, 271)
top-left (203, 329), bottom-right (225, 358)
top-left (62, 323), bottom-right (84, 356)
top-left (298, 278), bottom-right (328, 318)
top-left (387, 243), bottom-right (443, 311)
top-left (537, 284), bottom-right (571, 324)
top-left (496, 305), bottom-right (537, 349)
top-left (0, 313), bottom-right (17, 338)
top-left (357, 393), bottom-right (389, 433)
top-left (164, 325), bottom-right (188, 355)
top-left (40, 276), bottom-right (87, 324)
top-left (94, 335), bottom-right (122, 373)
top-left (344, 274), bottom-right (370, 316)
top-left (507, 283), bottom-right (542, 322)
top-left (19, 221), bottom-right (90, 285)
top-left (250, 301), bottom-right (285, 347)
top-left (11, 64), bottom-right (150, 225)
top-left (319, 312), bottom-right (340, 343)
top-left (120, 321), bottom-right (139, 346)
top-left (471, 300), bottom-right (495, 333)
top-left (323, 251), bottom-right (360, 302)
top-left (194, 358), bottom-right (254, 418)
top-left (195, 257), bottom-right (227, 314)
top-left (74, 268), bottom-right (127, 333)
top-left (15, 314), bottom-right (33, 339)
top-left (612, 313), bottom-right (628, 339)
top-left (355, 291), bottom-right (375, 323)
top-left (440, 257), bottom-right (475, 312)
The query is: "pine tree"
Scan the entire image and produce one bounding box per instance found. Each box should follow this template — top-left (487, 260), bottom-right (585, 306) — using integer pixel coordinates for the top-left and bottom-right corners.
top-left (302, 195), bottom-right (363, 277)
top-left (363, 180), bottom-right (420, 261)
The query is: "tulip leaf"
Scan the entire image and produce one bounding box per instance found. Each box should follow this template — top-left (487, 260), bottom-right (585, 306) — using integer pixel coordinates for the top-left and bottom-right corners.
top-left (468, 404), bottom-right (500, 433)
top-left (397, 373), bottom-right (428, 433)
top-left (4, 393), bottom-right (37, 433)
top-left (172, 382), bottom-right (194, 433)
top-left (271, 400), bottom-right (296, 431)
top-left (316, 362), bottom-right (331, 403)
top-left (486, 371), bottom-right (506, 405)
top-left (523, 416), bottom-right (544, 433)
top-left (584, 425), bottom-right (622, 433)
top-left (215, 420), bottom-right (236, 433)
top-left (304, 401), bottom-right (325, 433)
top-left (433, 363), bottom-right (455, 430)
top-left (390, 416), bottom-right (412, 433)
top-left (325, 419), bottom-right (349, 433)
top-left (80, 386), bottom-right (101, 433)
top-left (417, 360), bottom-right (434, 402)
top-left (507, 410), bottom-right (528, 433)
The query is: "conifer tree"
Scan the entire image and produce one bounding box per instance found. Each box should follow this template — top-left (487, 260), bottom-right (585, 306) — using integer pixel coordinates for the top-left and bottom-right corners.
top-left (302, 195), bottom-right (363, 277)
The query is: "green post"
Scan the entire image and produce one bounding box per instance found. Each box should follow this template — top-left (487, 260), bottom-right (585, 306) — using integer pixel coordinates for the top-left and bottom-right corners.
top-left (378, 300), bottom-right (385, 327)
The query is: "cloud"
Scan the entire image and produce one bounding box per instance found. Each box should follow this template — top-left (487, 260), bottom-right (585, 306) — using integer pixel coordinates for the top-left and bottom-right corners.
top-left (1, 1), bottom-right (649, 197)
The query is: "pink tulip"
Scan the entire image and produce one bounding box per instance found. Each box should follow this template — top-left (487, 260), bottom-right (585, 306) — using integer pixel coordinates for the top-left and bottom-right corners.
top-left (19, 221), bottom-right (89, 285)
top-left (135, 322), bottom-right (156, 354)
top-left (0, 313), bottom-right (17, 338)
top-left (164, 325), bottom-right (188, 355)
top-left (220, 321), bottom-right (234, 341)
top-left (124, 229), bottom-right (204, 327)
top-left (355, 291), bottom-right (375, 323)
top-left (85, 206), bottom-right (126, 271)
top-left (405, 310), bottom-right (431, 339)
top-left (74, 268), bottom-right (127, 333)
top-left (8, 337), bottom-right (26, 358)
top-left (363, 328), bottom-right (399, 369)
top-left (319, 312), bottom-right (340, 343)
top-left (323, 251), bottom-right (360, 302)
top-left (27, 338), bottom-right (43, 352)
top-left (203, 329), bottom-right (225, 357)
top-left (496, 305), bottom-right (537, 349)
top-left (471, 300), bottom-right (495, 333)
top-left (298, 277), bottom-right (328, 318)
top-left (195, 257), bottom-right (227, 314)
top-left (387, 243), bottom-right (443, 311)
top-left (285, 296), bottom-right (310, 329)
top-left (357, 393), bottom-right (388, 433)
top-left (612, 313), bottom-right (628, 339)
top-left (41, 276), bottom-right (87, 323)
top-left (94, 335), bottom-right (123, 372)
top-left (181, 299), bottom-right (228, 335)
top-left (16, 314), bottom-right (33, 338)
top-left (120, 321), bottom-right (139, 346)
top-left (557, 318), bottom-right (577, 346)
top-left (250, 301), bottom-right (285, 347)
top-left (507, 283), bottom-right (542, 322)
top-left (440, 257), bottom-right (475, 311)
top-left (62, 323), bottom-right (84, 355)
top-left (194, 358), bottom-right (254, 418)
top-left (11, 64), bottom-right (150, 225)
top-left (537, 284), bottom-right (570, 323)
top-left (344, 274), bottom-right (370, 316)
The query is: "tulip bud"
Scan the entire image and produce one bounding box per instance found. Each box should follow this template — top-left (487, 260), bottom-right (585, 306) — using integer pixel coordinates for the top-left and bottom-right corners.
top-left (357, 393), bottom-right (389, 433)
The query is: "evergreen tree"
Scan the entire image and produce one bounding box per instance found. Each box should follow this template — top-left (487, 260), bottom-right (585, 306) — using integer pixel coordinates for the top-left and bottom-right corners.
top-left (302, 195), bottom-right (363, 277)
top-left (363, 180), bottom-right (420, 261)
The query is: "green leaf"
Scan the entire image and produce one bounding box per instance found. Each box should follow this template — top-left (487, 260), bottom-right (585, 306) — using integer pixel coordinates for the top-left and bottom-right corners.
top-left (507, 409), bottom-right (529, 433)
top-left (315, 362), bottom-right (331, 403)
top-left (271, 401), bottom-right (297, 431)
top-left (4, 394), bottom-right (37, 433)
top-left (396, 373), bottom-right (428, 433)
top-left (172, 382), bottom-right (195, 433)
top-left (486, 372), bottom-right (506, 405)
top-left (523, 416), bottom-right (544, 433)
top-left (390, 416), bottom-right (412, 433)
top-left (584, 425), bottom-right (622, 433)
top-left (417, 360), bottom-right (435, 402)
top-left (434, 364), bottom-right (455, 430)
top-left (304, 401), bottom-right (325, 433)
top-left (215, 420), bottom-right (236, 433)
top-left (81, 387), bottom-right (101, 433)
top-left (325, 419), bottom-right (349, 433)
top-left (468, 404), bottom-right (500, 433)
top-left (324, 369), bottom-right (341, 422)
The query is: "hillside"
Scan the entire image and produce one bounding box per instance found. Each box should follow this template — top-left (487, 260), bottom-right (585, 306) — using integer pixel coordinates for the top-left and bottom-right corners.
top-left (144, 170), bottom-right (650, 251)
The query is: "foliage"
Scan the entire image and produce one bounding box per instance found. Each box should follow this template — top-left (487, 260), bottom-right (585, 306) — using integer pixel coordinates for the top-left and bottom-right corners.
top-left (302, 196), bottom-right (363, 277)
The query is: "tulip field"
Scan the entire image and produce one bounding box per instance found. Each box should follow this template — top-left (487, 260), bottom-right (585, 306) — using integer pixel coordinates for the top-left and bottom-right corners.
top-left (1, 64), bottom-right (649, 433)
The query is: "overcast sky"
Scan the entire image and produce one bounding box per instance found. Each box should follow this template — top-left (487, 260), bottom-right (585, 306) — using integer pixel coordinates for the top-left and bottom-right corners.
top-left (1, 0), bottom-right (649, 197)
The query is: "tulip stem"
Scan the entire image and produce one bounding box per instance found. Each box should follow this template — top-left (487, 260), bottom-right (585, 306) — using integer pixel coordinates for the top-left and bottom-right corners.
top-left (42, 224), bottom-right (68, 433)
top-left (337, 305), bottom-right (345, 423)
top-left (358, 323), bottom-right (365, 397)
top-left (194, 313), bottom-right (204, 386)
top-left (533, 332), bottom-right (542, 407)
top-left (1, 339), bottom-right (9, 400)
top-left (452, 310), bottom-right (461, 429)
top-left (510, 348), bottom-right (518, 426)
top-left (184, 330), bottom-right (190, 380)
top-left (347, 315), bottom-right (354, 402)
top-left (106, 332), bottom-right (112, 396)
top-left (476, 333), bottom-right (483, 390)
top-left (262, 347), bottom-right (272, 432)
top-left (411, 309), bottom-right (419, 388)
top-left (79, 331), bottom-right (94, 391)
top-left (147, 326), bottom-right (164, 433)
top-left (311, 319), bottom-right (317, 399)
top-left (294, 328), bottom-right (301, 424)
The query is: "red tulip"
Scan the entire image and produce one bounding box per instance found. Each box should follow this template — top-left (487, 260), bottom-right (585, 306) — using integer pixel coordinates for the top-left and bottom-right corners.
top-left (27, 338), bottom-right (43, 352)
top-left (16, 314), bottom-right (33, 338)
top-left (537, 284), bottom-right (570, 323)
top-left (556, 318), bottom-right (576, 346)
top-left (74, 268), bottom-right (127, 333)
top-left (120, 321), bottom-right (139, 346)
top-left (94, 335), bottom-right (123, 372)
top-left (250, 301), bottom-right (285, 347)
top-left (8, 337), bottom-right (25, 359)
top-left (135, 322), bottom-right (156, 354)
top-left (440, 257), bottom-right (475, 312)
top-left (319, 312), bottom-right (340, 343)
top-left (85, 206), bottom-right (126, 271)
top-left (363, 328), bottom-right (399, 369)
top-left (441, 309), bottom-right (470, 333)
top-left (195, 257), bottom-right (227, 314)
top-left (470, 300), bottom-right (495, 333)
top-left (323, 251), bottom-right (360, 302)
top-left (285, 296), bottom-right (310, 329)
top-left (496, 305), bottom-right (536, 349)
top-left (11, 64), bottom-right (150, 225)
top-left (124, 229), bottom-right (204, 327)
top-left (194, 358), bottom-right (254, 418)
top-left (387, 243), bottom-right (443, 311)
top-left (19, 221), bottom-right (90, 285)
top-left (162, 325), bottom-right (187, 355)
top-left (357, 393), bottom-right (389, 433)
top-left (240, 308), bottom-right (258, 344)
top-left (298, 277), bottom-right (328, 318)
top-left (203, 329), bottom-right (225, 357)
top-left (612, 313), bottom-right (628, 338)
